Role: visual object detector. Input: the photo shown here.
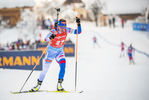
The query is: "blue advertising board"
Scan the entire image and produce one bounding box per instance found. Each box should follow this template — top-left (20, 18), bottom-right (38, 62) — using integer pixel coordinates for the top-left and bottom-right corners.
top-left (133, 23), bottom-right (149, 31)
top-left (64, 44), bottom-right (75, 57)
top-left (36, 43), bottom-right (75, 57)
top-left (0, 51), bottom-right (42, 70)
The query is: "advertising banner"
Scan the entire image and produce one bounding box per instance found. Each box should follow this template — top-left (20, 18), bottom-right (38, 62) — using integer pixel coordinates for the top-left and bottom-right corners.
top-left (0, 51), bottom-right (42, 70)
top-left (36, 43), bottom-right (75, 57)
top-left (133, 23), bottom-right (149, 31)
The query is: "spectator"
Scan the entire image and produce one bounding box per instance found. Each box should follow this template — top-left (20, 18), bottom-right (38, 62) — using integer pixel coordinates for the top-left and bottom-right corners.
top-left (42, 17), bottom-right (45, 29)
top-left (0, 44), bottom-right (4, 51)
top-left (23, 43), bottom-right (27, 50)
top-left (16, 39), bottom-right (20, 50)
top-left (30, 43), bottom-right (35, 50)
top-left (65, 38), bottom-right (72, 43)
top-left (121, 18), bottom-right (124, 28)
top-left (44, 19), bottom-right (52, 30)
top-left (3, 44), bottom-right (9, 51)
top-left (108, 18), bottom-right (112, 28)
top-left (112, 17), bottom-right (115, 28)
top-left (9, 43), bottom-right (15, 50)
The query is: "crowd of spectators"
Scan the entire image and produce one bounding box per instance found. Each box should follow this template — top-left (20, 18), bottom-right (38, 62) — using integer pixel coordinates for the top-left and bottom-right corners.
top-left (37, 17), bottom-right (54, 30)
top-left (0, 38), bottom-right (73, 51)
top-left (0, 39), bottom-right (35, 51)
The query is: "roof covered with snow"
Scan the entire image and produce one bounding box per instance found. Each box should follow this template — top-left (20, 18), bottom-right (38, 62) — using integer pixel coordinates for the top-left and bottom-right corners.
top-left (0, 0), bottom-right (35, 9)
top-left (101, 0), bottom-right (149, 15)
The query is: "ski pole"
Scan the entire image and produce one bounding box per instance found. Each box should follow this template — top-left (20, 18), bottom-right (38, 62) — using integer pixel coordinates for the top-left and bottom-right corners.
top-left (75, 15), bottom-right (79, 92)
top-left (55, 8), bottom-right (60, 31)
top-left (19, 41), bottom-right (51, 92)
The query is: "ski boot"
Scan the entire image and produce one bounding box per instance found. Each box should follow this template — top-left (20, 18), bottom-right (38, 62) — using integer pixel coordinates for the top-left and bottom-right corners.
top-left (30, 79), bottom-right (42, 92)
top-left (57, 79), bottom-right (64, 91)
top-left (132, 60), bottom-right (135, 64)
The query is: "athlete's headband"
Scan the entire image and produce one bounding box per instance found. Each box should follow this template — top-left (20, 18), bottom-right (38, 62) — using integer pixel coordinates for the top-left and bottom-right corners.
top-left (58, 21), bottom-right (66, 26)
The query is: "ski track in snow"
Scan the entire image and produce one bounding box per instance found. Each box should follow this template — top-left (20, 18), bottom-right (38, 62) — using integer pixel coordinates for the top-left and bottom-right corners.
top-left (0, 22), bottom-right (149, 100)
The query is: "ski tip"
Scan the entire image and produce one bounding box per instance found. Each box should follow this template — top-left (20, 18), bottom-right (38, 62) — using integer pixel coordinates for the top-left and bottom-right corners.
top-left (78, 90), bottom-right (83, 93)
top-left (10, 90), bottom-right (30, 94)
top-left (10, 91), bottom-right (20, 94)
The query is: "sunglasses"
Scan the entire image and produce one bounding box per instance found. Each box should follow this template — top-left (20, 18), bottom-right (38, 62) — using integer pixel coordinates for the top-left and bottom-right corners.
top-left (60, 26), bottom-right (66, 29)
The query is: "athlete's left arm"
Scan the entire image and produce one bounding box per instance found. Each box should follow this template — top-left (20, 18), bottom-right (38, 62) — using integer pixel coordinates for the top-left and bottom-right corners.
top-left (66, 17), bottom-right (82, 34)
top-left (66, 25), bottom-right (82, 34)
top-left (132, 47), bottom-right (135, 54)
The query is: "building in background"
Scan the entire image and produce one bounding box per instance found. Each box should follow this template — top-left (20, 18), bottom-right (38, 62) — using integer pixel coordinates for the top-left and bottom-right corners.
top-left (63, 0), bottom-right (88, 20)
top-left (0, 0), bottom-right (35, 27)
top-left (100, 0), bottom-right (149, 26)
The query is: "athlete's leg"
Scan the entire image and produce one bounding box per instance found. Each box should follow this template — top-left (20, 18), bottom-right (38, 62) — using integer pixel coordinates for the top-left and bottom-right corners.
top-left (38, 49), bottom-right (57, 81)
top-left (31, 49), bottom-right (58, 91)
top-left (55, 50), bottom-right (66, 80)
top-left (38, 59), bottom-right (52, 81)
top-left (55, 50), bottom-right (66, 91)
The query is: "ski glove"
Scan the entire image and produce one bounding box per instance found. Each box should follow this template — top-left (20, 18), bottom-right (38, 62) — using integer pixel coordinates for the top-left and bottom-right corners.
top-left (76, 17), bottom-right (80, 23)
top-left (49, 34), bottom-right (56, 40)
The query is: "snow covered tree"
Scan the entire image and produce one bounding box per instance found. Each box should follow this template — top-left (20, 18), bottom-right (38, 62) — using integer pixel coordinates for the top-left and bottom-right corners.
top-left (60, 5), bottom-right (77, 23)
top-left (0, 16), bottom-right (10, 29)
top-left (34, 0), bottom-right (78, 23)
top-left (35, 0), bottom-right (61, 20)
top-left (87, 0), bottom-right (104, 27)
top-left (135, 5), bottom-right (149, 23)
top-left (145, 5), bottom-right (149, 23)
top-left (16, 9), bottom-right (39, 43)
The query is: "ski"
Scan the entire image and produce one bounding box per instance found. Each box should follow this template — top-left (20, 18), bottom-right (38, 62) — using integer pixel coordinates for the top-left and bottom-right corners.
top-left (10, 90), bottom-right (83, 94)
top-left (10, 90), bottom-right (32, 94)
top-left (46, 90), bottom-right (73, 93)
top-left (47, 90), bottom-right (83, 93)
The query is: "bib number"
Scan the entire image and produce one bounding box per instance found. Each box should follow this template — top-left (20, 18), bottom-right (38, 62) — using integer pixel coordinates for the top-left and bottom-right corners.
top-left (55, 40), bottom-right (65, 46)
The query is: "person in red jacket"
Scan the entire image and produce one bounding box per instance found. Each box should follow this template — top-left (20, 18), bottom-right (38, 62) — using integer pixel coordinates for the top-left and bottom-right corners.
top-left (30, 17), bottom-right (82, 92)
top-left (120, 42), bottom-right (126, 57)
top-left (121, 18), bottom-right (124, 28)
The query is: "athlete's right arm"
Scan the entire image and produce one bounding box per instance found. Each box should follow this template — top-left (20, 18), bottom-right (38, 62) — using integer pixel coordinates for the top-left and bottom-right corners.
top-left (44, 29), bottom-right (56, 42)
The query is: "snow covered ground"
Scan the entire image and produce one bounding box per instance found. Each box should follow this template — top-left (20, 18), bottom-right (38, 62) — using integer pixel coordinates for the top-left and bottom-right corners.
top-left (0, 21), bottom-right (149, 100)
